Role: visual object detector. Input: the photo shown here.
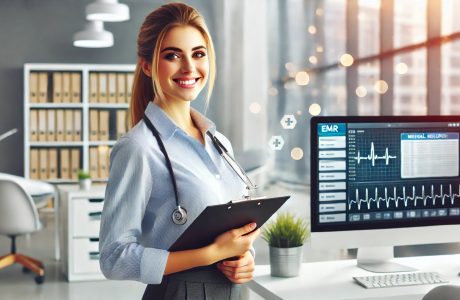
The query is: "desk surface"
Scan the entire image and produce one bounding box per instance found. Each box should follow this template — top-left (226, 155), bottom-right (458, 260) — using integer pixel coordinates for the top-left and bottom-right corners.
top-left (248, 254), bottom-right (460, 300)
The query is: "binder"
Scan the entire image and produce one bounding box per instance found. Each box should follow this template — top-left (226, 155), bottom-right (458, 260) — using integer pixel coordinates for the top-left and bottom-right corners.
top-left (116, 110), bottom-right (127, 139)
top-left (98, 73), bottom-right (108, 103)
top-left (56, 109), bottom-right (65, 141)
top-left (99, 110), bottom-right (109, 141)
top-left (62, 72), bottom-right (71, 102)
top-left (98, 146), bottom-right (109, 179)
top-left (70, 148), bottom-right (80, 180)
top-left (39, 149), bottom-right (48, 179)
top-left (48, 148), bottom-right (58, 179)
top-left (64, 109), bottom-right (74, 141)
top-left (60, 148), bottom-right (70, 179)
top-left (89, 147), bottom-right (99, 179)
top-left (89, 110), bottom-right (99, 141)
top-left (52, 72), bottom-right (62, 103)
top-left (71, 73), bottom-right (81, 103)
top-left (29, 110), bottom-right (38, 142)
top-left (116, 73), bottom-right (126, 103)
top-left (29, 72), bottom-right (38, 103)
top-left (108, 73), bottom-right (117, 103)
top-left (38, 72), bottom-right (48, 103)
top-left (126, 72), bottom-right (134, 103)
top-left (89, 73), bottom-right (98, 103)
top-left (30, 149), bottom-right (39, 179)
top-left (47, 109), bottom-right (56, 141)
top-left (73, 110), bottom-right (82, 141)
top-left (169, 195), bottom-right (290, 252)
top-left (38, 110), bottom-right (47, 142)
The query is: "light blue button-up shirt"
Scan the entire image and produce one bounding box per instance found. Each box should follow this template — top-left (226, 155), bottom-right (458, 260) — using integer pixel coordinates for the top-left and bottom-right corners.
top-left (99, 102), bottom-right (246, 284)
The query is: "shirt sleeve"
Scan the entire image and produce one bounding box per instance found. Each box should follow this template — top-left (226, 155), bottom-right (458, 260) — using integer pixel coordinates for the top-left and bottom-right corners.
top-left (99, 137), bottom-right (169, 284)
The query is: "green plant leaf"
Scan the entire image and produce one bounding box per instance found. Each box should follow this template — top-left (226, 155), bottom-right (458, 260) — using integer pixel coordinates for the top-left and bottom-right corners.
top-left (261, 212), bottom-right (310, 248)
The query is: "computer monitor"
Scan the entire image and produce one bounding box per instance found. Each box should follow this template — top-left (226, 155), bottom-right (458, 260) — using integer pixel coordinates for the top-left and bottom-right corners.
top-left (310, 116), bottom-right (460, 273)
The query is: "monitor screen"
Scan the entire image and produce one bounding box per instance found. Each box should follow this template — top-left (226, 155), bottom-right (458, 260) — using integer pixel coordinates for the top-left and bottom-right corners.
top-left (311, 116), bottom-right (460, 233)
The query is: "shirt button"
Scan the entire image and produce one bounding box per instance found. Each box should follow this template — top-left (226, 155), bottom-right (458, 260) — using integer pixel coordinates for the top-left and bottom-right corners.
top-left (215, 174), bottom-right (221, 180)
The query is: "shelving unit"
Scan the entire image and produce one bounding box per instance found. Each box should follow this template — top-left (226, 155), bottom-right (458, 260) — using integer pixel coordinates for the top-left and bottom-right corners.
top-left (24, 63), bottom-right (135, 183)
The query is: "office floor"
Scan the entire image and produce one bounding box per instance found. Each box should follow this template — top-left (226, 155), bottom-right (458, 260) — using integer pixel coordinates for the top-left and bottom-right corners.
top-left (1, 182), bottom-right (460, 300)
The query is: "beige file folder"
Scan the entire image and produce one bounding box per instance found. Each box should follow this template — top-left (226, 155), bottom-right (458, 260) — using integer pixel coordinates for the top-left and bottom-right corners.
top-left (89, 73), bottom-right (99, 103)
top-left (52, 72), bottom-right (62, 103)
top-left (89, 147), bottom-right (99, 179)
top-left (30, 149), bottom-right (39, 180)
top-left (29, 110), bottom-right (38, 142)
top-left (116, 73), bottom-right (126, 103)
top-left (38, 110), bottom-right (47, 142)
top-left (71, 73), bottom-right (81, 103)
top-left (56, 109), bottom-right (65, 141)
top-left (98, 73), bottom-right (108, 103)
top-left (70, 148), bottom-right (80, 180)
top-left (116, 110), bottom-right (127, 139)
top-left (48, 148), bottom-right (58, 180)
top-left (47, 109), bottom-right (56, 141)
top-left (60, 148), bottom-right (70, 179)
top-left (98, 146), bottom-right (109, 179)
top-left (64, 110), bottom-right (74, 142)
top-left (99, 110), bottom-right (110, 141)
top-left (108, 73), bottom-right (117, 103)
top-left (126, 72), bottom-right (134, 103)
top-left (29, 72), bottom-right (38, 103)
top-left (62, 72), bottom-right (71, 102)
top-left (39, 149), bottom-right (48, 180)
top-left (73, 110), bottom-right (82, 141)
top-left (38, 72), bottom-right (48, 103)
top-left (89, 110), bottom-right (99, 141)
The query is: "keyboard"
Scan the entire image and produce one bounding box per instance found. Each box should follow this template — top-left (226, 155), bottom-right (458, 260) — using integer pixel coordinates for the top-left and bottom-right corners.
top-left (353, 271), bottom-right (448, 289)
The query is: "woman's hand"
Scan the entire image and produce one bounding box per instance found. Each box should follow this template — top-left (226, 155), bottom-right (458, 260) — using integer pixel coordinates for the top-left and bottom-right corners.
top-left (211, 222), bottom-right (260, 262)
top-left (217, 251), bottom-right (255, 284)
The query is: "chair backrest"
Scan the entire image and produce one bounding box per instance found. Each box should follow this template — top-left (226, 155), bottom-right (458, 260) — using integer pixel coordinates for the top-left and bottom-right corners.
top-left (0, 179), bottom-right (41, 236)
top-left (422, 285), bottom-right (460, 300)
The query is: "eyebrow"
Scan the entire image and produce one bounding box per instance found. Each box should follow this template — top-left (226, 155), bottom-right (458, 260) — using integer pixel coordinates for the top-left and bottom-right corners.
top-left (160, 45), bottom-right (206, 53)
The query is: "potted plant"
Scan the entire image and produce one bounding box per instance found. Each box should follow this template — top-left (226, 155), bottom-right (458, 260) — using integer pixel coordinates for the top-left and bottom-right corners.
top-left (261, 212), bottom-right (310, 277)
top-left (78, 169), bottom-right (91, 190)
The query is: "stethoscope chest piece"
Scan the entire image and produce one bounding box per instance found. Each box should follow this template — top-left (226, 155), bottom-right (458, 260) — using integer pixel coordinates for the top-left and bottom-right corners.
top-left (172, 206), bottom-right (188, 225)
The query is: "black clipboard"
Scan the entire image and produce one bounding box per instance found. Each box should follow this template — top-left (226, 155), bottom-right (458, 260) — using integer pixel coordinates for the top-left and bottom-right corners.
top-left (168, 195), bottom-right (290, 252)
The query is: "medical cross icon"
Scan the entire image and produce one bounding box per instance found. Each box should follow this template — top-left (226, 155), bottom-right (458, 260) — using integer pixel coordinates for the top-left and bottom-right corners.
top-left (280, 114), bottom-right (297, 129)
top-left (268, 136), bottom-right (284, 150)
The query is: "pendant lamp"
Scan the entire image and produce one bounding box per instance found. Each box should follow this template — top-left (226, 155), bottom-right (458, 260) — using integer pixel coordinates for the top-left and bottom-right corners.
top-left (86, 0), bottom-right (130, 22)
top-left (73, 20), bottom-right (114, 48)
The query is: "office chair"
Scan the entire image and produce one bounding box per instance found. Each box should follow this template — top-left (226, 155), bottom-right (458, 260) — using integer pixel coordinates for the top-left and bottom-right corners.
top-left (0, 179), bottom-right (45, 284)
top-left (422, 285), bottom-right (460, 300)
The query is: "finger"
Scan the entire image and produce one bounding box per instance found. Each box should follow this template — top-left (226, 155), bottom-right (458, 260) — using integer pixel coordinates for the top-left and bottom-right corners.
top-left (232, 222), bottom-right (257, 237)
top-left (219, 264), bottom-right (255, 275)
top-left (243, 228), bottom-right (260, 242)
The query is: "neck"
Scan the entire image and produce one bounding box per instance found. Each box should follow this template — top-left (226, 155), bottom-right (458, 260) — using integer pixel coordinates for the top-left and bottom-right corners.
top-left (153, 98), bottom-right (195, 131)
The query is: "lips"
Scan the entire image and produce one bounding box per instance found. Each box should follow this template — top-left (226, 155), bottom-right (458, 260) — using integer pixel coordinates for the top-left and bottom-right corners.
top-left (173, 78), bottom-right (200, 88)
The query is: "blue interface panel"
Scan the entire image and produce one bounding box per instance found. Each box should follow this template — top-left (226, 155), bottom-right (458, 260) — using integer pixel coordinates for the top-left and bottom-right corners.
top-left (310, 116), bottom-right (460, 231)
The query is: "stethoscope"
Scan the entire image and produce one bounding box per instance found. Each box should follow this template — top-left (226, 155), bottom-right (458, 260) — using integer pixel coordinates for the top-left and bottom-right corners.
top-left (143, 115), bottom-right (257, 225)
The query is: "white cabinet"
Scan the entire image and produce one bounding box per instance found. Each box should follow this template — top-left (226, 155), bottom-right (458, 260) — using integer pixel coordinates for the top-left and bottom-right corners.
top-left (24, 63), bottom-right (135, 183)
top-left (59, 184), bottom-right (107, 281)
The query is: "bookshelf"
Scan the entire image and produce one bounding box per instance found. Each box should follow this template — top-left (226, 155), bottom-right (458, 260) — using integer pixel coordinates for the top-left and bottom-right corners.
top-left (24, 63), bottom-right (135, 183)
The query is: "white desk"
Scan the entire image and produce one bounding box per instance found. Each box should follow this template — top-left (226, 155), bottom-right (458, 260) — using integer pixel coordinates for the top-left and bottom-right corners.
top-left (248, 254), bottom-right (460, 300)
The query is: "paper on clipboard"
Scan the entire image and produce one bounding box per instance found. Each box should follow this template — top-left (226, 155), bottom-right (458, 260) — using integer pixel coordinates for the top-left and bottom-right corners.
top-left (168, 195), bottom-right (290, 252)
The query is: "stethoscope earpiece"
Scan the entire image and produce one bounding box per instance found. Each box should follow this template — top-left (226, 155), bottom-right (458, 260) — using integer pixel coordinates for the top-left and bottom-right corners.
top-left (172, 206), bottom-right (188, 225)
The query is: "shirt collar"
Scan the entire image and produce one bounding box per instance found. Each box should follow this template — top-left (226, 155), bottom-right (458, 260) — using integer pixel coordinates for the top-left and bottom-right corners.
top-left (144, 102), bottom-right (216, 141)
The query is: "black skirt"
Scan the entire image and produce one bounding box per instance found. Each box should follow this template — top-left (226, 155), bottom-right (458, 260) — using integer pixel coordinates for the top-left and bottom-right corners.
top-left (142, 267), bottom-right (241, 300)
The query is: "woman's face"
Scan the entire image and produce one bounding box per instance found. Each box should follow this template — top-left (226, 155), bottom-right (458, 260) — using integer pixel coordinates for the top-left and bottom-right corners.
top-left (157, 25), bottom-right (209, 104)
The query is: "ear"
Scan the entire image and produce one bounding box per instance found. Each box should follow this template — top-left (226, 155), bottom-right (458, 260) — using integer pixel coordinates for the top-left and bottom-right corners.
top-left (141, 58), bottom-right (152, 78)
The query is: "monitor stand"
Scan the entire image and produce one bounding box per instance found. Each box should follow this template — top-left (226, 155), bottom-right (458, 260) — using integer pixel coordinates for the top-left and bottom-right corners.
top-left (357, 246), bottom-right (417, 273)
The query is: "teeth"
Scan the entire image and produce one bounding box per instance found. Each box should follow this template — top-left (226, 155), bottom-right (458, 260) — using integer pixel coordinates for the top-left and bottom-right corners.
top-left (177, 79), bottom-right (195, 85)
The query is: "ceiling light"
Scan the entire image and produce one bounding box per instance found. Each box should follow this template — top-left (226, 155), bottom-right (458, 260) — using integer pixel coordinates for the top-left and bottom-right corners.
top-left (73, 21), bottom-right (114, 48)
top-left (86, 0), bottom-right (130, 22)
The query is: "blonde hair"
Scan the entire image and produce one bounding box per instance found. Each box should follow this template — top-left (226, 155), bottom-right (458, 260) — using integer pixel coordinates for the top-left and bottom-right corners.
top-left (129, 2), bottom-right (216, 127)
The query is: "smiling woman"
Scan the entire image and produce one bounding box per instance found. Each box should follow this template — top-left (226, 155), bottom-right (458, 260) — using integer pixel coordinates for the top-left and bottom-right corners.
top-left (98, 3), bottom-right (260, 300)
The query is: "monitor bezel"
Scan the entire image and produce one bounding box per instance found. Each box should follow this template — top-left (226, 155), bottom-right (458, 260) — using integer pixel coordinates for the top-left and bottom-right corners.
top-left (311, 115), bottom-right (460, 233)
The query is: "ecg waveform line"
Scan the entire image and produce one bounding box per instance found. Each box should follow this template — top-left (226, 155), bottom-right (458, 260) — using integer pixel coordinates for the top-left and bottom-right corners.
top-left (348, 184), bottom-right (460, 210)
top-left (353, 142), bottom-right (397, 166)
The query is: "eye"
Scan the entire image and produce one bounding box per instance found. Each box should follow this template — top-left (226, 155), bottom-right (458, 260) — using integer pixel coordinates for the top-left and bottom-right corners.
top-left (164, 52), bottom-right (180, 61)
top-left (193, 51), bottom-right (207, 59)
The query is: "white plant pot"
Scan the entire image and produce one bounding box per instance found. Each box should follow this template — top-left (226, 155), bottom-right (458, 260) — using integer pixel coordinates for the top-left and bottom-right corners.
top-left (269, 245), bottom-right (303, 277)
top-left (79, 179), bottom-right (92, 190)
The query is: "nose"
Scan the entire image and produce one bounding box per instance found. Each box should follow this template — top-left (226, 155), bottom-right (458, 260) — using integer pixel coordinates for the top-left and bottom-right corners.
top-left (181, 57), bottom-right (195, 73)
